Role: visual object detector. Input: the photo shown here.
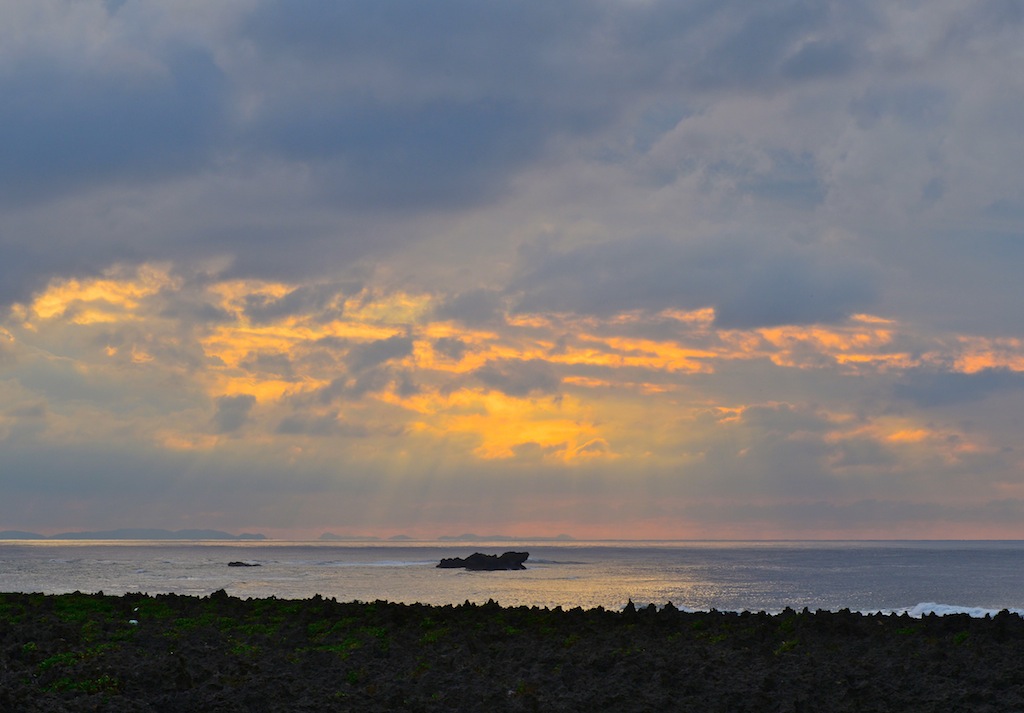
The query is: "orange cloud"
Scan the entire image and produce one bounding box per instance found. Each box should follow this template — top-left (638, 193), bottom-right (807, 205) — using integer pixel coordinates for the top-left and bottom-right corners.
top-left (885, 428), bottom-right (931, 443)
top-left (25, 264), bottom-right (177, 324)
top-left (955, 336), bottom-right (1024, 373)
top-left (13, 262), bottom-right (1024, 489)
top-left (754, 321), bottom-right (905, 369)
top-left (417, 389), bottom-right (605, 461)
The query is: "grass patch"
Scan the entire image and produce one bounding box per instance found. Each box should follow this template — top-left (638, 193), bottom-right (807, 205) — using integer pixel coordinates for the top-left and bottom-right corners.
top-left (774, 640), bottom-right (799, 655)
top-left (53, 595), bottom-right (115, 623)
top-left (47, 673), bottom-right (121, 694)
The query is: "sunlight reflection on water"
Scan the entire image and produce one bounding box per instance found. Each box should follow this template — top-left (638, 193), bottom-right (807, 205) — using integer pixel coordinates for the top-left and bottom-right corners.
top-left (2, 540), bottom-right (1024, 613)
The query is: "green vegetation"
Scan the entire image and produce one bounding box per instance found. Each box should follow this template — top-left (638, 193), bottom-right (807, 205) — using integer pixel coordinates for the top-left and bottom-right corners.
top-left (0, 591), bottom-right (1019, 711)
top-left (47, 673), bottom-right (121, 694)
top-left (53, 594), bottom-right (116, 623)
top-left (774, 639), bottom-right (799, 655)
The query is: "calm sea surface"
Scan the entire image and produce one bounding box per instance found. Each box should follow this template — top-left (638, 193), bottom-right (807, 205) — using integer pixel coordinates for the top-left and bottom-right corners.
top-left (2, 540), bottom-right (1023, 616)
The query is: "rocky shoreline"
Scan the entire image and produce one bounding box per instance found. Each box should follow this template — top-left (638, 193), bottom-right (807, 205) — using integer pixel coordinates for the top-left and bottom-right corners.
top-left (2, 591), bottom-right (1023, 711)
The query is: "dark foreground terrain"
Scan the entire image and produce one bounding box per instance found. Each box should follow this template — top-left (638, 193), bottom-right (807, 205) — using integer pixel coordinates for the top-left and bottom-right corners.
top-left (2, 591), bottom-right (1024, 712)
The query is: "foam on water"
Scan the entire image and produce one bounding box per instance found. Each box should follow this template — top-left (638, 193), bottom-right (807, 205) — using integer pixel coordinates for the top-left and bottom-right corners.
top-left (642, 602), bottom-right (1024, 618)
top-left (895, 602), bottom-right (1024, 618)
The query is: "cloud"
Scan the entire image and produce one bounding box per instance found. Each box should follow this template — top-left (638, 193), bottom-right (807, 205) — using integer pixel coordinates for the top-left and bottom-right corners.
top-left (433, 337), bottom-right (469, 362)
top-left (345, 335), bottom-right (414, 372)
top-left (894, 367), bottom-right (1024, 407)
top-left (239, 352), bottom-right (295, 380)
top-left (242, 284), bottom-right (349, 324)
top-left (679, 1), bottom-right (870, 90)
top-left (318, 370), bottom-right (397, 402)
top-left (472, 359), bottom-right (561, 397)
top-left (0, 0), bottom-right (1014, 321)
top-left (512, 235), bottom-right (877, 328)
top-left (234, 0), bottom-right (879, 213)
top-left (1, 0), bottom-right (1023, 538)
top-left (0, 48), bottom-right (226, 203)
top-left (849, 84), bottom-right (951, 130)
top-left (829, 437), bottom-right (896, 469)
top-left (276, 413), bottom-right (368, 438)
top-left (434, 290), bottom-right (506, 326)
top-left (238, 0), bottom-right (623, 210)
top-left (212, 394), bottom-right (256, 434)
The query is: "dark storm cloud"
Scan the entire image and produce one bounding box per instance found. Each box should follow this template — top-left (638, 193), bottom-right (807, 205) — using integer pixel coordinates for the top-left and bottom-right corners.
top-left (344, 335), bottom-right (414, 373)
top-left (780, 39), bottom-right (858, 80)
top-left (472, 359), bottom-right (561, 397)
top-left (0, 245), bottom-right (128, 313)
top-left (937, 0), bottom-right (1023, 50)
top-left (243, 0), bottom-right (873, 94)
top-left (306, 336), bottom-right (416, 403)
top-left (276, 413), bottom-right (368, 438)
top-left (252, 99), bottom-right (552, 210)
top-left (242, 284), bottom-right (348, 324)
top-left (8, 0), bottom-right (869, 216)
top-left (512, 235), bottom-right (876, 328)
top-left (315, 366), bottom-right (418, 402)
top-left (157, 298), bottom-right (234, 326)
top-left (675, 0), bottom-right (868, 90)
top-left (212, 394), bottom-right (256, 434)
top-left (239, 352), bottom-right (295, 380)
top-left (849, 85), bottom-right (951, 130)
top-left (239, 0), bottom-right (875, 208)
top-left (240, 0), bottom-right (612, 209)
top-left (894, 367), bottom-right (1024, 407)
top-left (0, 0), bottom-right (882, 309)
top-left (434, 290), bottom-right (506, 326)
top-left (739, 403), bottom-right (833, 435)
top-left (830, 438), bottom-right (896, 469)
top-left (433, 337), bottom-right (469, 362)
top-left (0, 48), bottom-right (226, 203)
top-left (737, 150), bottom-right (827, 208)
top-left (323, 372), bottom-right (386, 401)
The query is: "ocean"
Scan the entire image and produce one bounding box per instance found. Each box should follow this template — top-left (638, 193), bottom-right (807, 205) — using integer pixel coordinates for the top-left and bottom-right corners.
top-left (2, 540), bottom-right (1023, 617)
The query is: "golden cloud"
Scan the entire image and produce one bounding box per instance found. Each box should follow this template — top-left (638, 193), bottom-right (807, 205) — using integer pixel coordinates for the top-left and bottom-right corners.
top-left (8, 262), bottom-right (1024, 479)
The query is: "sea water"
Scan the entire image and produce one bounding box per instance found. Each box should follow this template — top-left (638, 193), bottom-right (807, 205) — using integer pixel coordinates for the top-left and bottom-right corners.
top-left (2, 540), bottom-right (1023, 617)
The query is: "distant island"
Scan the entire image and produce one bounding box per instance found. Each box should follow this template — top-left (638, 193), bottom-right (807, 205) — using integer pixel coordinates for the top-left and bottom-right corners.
top-left (318, 533), bottom-right (382, 541)
top-left (319, 533), bottom-right (577, 542)
top-left (438, 533), bottom-right (575, 542)
top-left (0, 529), bottom-right (266, 541)
top-left (1, 530), bottom-right (578, 542)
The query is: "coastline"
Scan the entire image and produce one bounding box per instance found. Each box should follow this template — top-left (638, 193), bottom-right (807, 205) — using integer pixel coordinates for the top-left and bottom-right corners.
top-left (2, 591), bottom-right (1023, 711)
top-left (6, 540), bottom-right (1024, 613)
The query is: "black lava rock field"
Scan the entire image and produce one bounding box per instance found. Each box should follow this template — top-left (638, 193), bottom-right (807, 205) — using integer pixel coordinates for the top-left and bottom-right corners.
top-left (2, 591), bottom-right (1024, 711)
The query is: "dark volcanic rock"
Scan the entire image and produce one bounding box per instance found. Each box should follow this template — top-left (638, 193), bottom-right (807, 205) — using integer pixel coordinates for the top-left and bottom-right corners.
top-left (437, 551), bottom-right (529, 570)
top-left (2, 592), bottom-right (1024, 712)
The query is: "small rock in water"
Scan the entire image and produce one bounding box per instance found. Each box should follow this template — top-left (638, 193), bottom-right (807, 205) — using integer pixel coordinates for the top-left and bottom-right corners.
top-left (437, 551), bottom-right (529, 570)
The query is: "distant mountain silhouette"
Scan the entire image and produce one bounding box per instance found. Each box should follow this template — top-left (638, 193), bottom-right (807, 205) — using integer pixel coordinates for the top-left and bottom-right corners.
top-left (318, 533), bottom-right (381, 541)
top-left (1, 529), bottom-right (266, 541)
top-left (0, 531), bottom-right (44, 540)
top-left (438, 533), bottom-right (575, 541)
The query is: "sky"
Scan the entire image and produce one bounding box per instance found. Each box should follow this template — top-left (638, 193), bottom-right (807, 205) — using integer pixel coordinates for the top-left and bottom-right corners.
top-left (1, 0), bottom-right (1024, 540)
